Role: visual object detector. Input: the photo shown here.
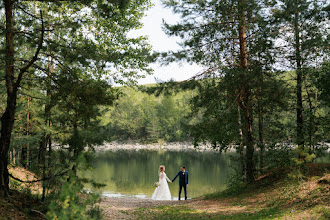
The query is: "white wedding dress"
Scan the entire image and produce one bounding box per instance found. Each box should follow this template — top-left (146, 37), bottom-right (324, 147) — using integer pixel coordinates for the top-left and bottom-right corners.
top-left (152, 172), bottom-right (172, 200)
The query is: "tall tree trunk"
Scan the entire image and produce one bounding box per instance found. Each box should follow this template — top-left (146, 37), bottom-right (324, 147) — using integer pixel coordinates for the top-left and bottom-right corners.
top-left (237, 105), bottom-right (246, 181)
top-left (41, 57), bottom-right (53, 201)
top-left (0, 0), bottom-right (15, 196)
top-left (41, 145), bottom-right (47, 201)
top-left (1, 1), bottom-right (44, 196)
top-left (25, 98), bottom-right (30, 169)
top-left (312, 92), bottom-right (317, 151)
top-left (258, 72), bottom-right (265, 173)
top-left (12, 148), bottom-right (15, 165)
top-left (48, 136), bottom-right (52, 169)
top-left (294, 10), bottom-right (304, 152)
top-left (238, 0), bottom-right (255, 183)
top-left (305, 84), bottom-right (313, 148)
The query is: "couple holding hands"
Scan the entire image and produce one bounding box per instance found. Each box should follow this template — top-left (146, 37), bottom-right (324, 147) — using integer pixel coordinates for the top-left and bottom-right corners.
top-left (152, 165), bottom-right (188, 201)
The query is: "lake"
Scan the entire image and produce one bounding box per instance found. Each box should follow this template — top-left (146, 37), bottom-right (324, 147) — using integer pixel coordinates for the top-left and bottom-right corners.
top-left (82, 150), bottom-right (236, 199)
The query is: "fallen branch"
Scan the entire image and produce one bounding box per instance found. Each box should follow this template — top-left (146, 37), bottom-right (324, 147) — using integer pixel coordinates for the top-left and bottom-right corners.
top-left (9, 169), bottom-right (70, 183)
top-left (31, 209), bottom-right (46, 218)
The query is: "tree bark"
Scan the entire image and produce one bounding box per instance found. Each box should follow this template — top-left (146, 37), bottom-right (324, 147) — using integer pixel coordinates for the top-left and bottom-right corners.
top-left (13, 148), bottom-right (16, 165)
top-left (42, 58), bottom-right (53, 202)
top-left (238, 0), bottom-right (255, 183)
top-left (312, 92), bottom-right (317, 150)
top-left (0, 0), bottom-right (15, 196)
top-left (237, 105), bottom-right (246, 181)
top-left (294, 10), bottom-right (304, 150)
top-left (25, 98), bottom-right (30, 169)
top-left (258, 72), bottom-right (265, 173)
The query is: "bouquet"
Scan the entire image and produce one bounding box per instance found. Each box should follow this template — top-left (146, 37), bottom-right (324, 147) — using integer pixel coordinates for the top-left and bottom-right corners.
top-left (154, 182), bottom-right (160, 187)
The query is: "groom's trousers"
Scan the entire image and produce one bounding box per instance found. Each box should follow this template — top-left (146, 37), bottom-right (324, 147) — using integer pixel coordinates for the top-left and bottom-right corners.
top-left (179, 184), bottom-right (187, 200)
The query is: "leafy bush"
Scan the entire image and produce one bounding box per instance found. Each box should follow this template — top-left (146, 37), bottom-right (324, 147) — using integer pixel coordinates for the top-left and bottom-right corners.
top-left (46, 174), bottom-right (101, 220)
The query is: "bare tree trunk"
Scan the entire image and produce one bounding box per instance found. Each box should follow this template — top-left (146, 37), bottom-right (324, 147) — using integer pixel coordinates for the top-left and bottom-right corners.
top-left (42, 135), bottom-right (52, 202)
top-left (237, 105), bottom-right (246, 181)
top-left (0, 0), bottom-right (15, 196)
top-left (25, 98), bottom-right (30, 169)
top-left (41, 147), bottom-right (47, 201)
top-left (312, 92), bottom-right (317, 150)
top-left (258, 72), bottom-right (265, 173)
top-left (305, 83), bottom-right (313, 148)
top-left (238, 0), bottom-right (255, 183)
top-left (48, 136), bottom-right (52, 168)
top-left (13, 148), bottom-right (15, 165)
top-left (294, 10), bottom-right (304, 153)
top-left (41, 57), bottom-right (53, 201)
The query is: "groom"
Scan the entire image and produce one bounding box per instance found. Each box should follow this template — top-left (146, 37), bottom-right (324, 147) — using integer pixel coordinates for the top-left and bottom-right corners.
top-left (172, 166), bottom-right (188, 200)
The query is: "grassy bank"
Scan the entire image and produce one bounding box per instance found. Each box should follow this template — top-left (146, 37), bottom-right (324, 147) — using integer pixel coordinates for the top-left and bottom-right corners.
top-left (130, 163), bottom-right (330, 220)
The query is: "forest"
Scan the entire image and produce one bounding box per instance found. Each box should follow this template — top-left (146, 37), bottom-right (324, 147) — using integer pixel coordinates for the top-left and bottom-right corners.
top-left (0, 0), bottom-right (329, 219)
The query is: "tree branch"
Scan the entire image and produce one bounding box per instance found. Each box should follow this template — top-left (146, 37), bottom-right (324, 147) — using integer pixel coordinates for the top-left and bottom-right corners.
top-left (16, 4), bottom-right (40, 20)
top-left (15, 10), bottom-right (45, 88)
top-left (9, 169), bottom-right (71, 183)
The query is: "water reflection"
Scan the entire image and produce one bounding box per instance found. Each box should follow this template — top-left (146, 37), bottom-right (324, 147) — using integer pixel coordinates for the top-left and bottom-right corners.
top-left (82, 150), bottom-right (236, 198)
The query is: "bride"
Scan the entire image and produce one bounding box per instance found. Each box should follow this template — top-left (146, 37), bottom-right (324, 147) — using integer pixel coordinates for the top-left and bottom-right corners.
top-left (152, 165), bottom-right (172, 200)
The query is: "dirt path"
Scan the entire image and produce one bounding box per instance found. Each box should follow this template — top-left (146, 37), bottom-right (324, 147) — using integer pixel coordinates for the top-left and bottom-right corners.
top-left (99, 197), bottom-right (194, 219)
top-left (99, 196), bottom-right (245, 219)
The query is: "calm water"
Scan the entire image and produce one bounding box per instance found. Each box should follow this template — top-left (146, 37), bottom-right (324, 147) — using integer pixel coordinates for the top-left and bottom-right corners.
top-left (82, 150), bottom-right (236, 199)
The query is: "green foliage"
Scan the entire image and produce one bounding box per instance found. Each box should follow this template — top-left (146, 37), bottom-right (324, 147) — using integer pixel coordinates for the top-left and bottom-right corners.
top-left (263, 144), bottom-right (296, 169)
top-left (160, 0), bottom-right (330, 182)
top-left (102, 86), bottom-right (195, 142)
top-left (0, 0), bottom-right (154, 216)
top-left (317, 62), bottom-right (330, 106)
top-left (46, 174), bottom-right (101, 220)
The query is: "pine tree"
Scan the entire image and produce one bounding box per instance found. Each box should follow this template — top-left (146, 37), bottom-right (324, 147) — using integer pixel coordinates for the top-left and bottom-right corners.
top-left (273, 0), bottom-right (329, 157)
top-left (162, 0), bottom-right (276, 182)
top-left (0, 0), bottom-right (153, 196)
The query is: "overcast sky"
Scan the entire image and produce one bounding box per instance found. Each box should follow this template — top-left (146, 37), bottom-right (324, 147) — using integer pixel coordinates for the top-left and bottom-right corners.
top-left (134, 0), bottom-right (203, 85)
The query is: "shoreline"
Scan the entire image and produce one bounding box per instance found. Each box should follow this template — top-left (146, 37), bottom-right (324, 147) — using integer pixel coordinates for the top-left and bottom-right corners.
top-left (94, 141), bottom-right (330, 153)
top-left (95, 141), bottom-right (219, 152)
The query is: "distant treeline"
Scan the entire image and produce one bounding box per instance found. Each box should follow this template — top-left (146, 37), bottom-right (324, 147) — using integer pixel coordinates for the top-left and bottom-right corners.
top-left (101, 70), bottom-right (330, 148)
top-left (100, 86), bottom-right (196, 143)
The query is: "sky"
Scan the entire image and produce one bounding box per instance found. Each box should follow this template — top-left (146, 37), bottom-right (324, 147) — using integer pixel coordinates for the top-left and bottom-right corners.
top-left (133, 0), bottom-right (203, 85)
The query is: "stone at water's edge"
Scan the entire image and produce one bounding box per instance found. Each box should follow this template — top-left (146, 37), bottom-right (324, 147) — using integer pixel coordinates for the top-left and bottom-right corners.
top-left (94, 141), bottom-right (217, 152)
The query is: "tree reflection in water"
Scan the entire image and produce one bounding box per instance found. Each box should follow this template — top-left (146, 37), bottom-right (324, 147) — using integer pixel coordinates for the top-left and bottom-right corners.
top-left (82, 149), bottom-right (236, 198)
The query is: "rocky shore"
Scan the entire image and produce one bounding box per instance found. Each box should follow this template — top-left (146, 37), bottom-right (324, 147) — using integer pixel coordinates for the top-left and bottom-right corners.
top-left (95, 141), bottom-right (217, 152)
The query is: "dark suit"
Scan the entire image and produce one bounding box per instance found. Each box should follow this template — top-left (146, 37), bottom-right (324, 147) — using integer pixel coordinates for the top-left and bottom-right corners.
top-left (172, 170), bottom-right (188, 200)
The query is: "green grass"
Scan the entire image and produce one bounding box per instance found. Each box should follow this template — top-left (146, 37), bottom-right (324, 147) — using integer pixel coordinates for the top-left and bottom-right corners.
top-left (132, 205), bottom-right (284, 220)
top-left (203, 183), bottom-right (248, 200)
